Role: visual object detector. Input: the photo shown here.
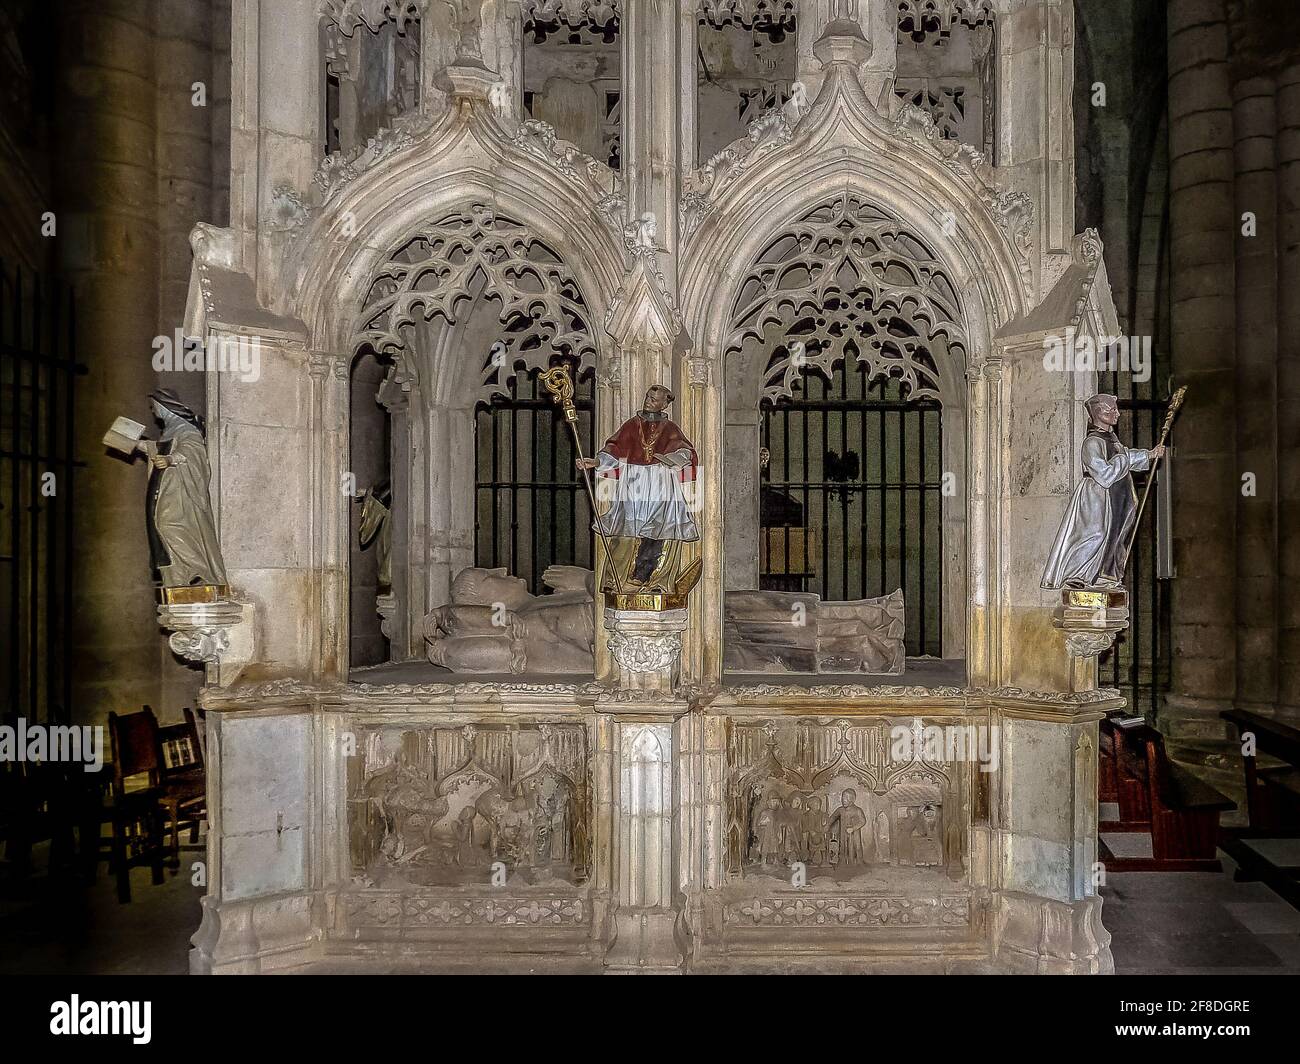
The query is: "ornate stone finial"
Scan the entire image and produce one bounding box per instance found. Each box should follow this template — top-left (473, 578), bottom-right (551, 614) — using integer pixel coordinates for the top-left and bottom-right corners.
top-left (435, 1), bottom-right (500, 101)
top-left (444, 0), bottom-right (485, 62)
top-left (813, 2), bottom-right (873, 67)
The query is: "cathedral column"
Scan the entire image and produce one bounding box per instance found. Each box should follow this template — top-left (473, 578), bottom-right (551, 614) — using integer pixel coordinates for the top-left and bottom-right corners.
top-left (1277, 62), bottom-right (1300, 716)
top-left (58, 0), bottom-right (162, 723)
top-left (1233, 76), bottom-right (1279, 713)
top-left (1165, 0), bottom-right (1238, 714)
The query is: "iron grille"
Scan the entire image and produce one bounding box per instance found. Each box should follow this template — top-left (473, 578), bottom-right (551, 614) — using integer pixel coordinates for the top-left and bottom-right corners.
top-left (760, 362), bottom-right (943, 657)
top-left (0, 262), bottom-right (84, 725)
top-left (474, 365), bottom-right (596, 594)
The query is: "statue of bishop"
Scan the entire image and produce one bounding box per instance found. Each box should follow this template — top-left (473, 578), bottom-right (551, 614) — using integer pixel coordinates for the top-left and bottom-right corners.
top-left (577, 384), bottom-right (701, 595)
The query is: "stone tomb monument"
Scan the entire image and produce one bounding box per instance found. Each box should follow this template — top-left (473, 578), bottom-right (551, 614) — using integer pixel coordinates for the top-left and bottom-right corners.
top-left (179, 1), bottom-right (1124, 974)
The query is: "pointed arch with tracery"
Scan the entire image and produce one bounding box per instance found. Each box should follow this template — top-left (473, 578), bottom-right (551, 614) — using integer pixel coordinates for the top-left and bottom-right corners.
top-left (353, 204), bottom-right (599, 402)
top-left (726, 193), bottom-right (968, 405)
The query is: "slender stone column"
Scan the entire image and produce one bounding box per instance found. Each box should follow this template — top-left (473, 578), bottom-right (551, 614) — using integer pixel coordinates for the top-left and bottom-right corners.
top-left (1277, 63), bottom-right (1300, 716)
top-left (1165, 0), bottom-right (1237, 713)
top-left (58, 0), bottom-right (162, 722)
top-left (1233, 76), bottom-right (1279, 713)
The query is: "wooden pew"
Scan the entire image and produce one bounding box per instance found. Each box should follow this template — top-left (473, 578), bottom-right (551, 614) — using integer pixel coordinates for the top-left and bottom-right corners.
top-left (1098, 721), bottom-right (1235, 872)
top-left (1220, 709), bottom-right (1300, 831)
top-left (1099, 717), bottom-right (1153, 833)
top-left (1142, 731), bottom-right (1235, 869)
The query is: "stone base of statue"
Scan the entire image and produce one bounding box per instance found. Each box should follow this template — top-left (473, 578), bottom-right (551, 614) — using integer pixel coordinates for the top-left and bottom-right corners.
top-left (603, 607), bottom-right (687, 696)
top-left (991, 891), bottom-right (1114, 975)
top-left (605, 908), bottom-right (687, 975)
top-left (1052, 587), bottom-right (1129, 694)
top-left (159, 594), bottom-right (255, 687)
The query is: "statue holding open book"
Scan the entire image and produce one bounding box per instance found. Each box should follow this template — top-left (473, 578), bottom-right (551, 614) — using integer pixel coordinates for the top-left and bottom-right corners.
top-left (105, 388), bottom-right (228, 599)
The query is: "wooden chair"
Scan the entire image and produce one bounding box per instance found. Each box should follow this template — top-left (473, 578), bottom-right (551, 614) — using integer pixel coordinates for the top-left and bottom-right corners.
top-left (106, 707), bottom-right (169, 902)
top-left (1098, 722), bottom-right (1235, 872)
top-left (1097, 720), bottom-right (1119, 804)
top-left (157, 708), bottom-right (207, 860)
top-left (1099, 720), bottom-right (1154, 833)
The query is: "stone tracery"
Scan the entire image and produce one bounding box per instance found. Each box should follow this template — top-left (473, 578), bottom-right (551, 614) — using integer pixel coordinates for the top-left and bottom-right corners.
top-left (727, 194), bottom-right (965, 403)
top-left (185, 0), bottom-right (1125, 976)
top-left (353, 205), bottom-right (599, 399)
top-left (897, 0), bottom-right (995, 43)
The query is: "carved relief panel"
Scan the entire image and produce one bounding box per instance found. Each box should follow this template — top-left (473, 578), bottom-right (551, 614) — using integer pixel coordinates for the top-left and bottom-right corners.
top-left (347, 721), bottom-right (591, 888)
top-left (724, 716), bottom-right (967, 884)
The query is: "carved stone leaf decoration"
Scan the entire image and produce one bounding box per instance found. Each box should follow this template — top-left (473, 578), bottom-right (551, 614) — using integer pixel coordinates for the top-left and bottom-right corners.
top-left (897, 0), bottom-right (995, 44)
top-left (727, 194), bottom-right (966, 402)
top-left (353, 205), bottom-right (597, 399)
top-left (607, 630), bottom-right (683, 674)
top-left (321, 0), bottom-right (424, 36)
top-left (698, 1), bottom-right (797, 32)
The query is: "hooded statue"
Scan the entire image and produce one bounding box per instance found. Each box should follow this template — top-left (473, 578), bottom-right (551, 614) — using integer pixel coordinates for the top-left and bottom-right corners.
top-left (145, 388), bottom-right (228, 590)
top-left (1041, 393), bottom-right (1164, 590)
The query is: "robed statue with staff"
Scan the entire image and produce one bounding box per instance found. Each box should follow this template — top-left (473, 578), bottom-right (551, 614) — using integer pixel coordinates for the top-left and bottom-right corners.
top-left (542, 371), bottom-right (701, 600)
top-left (1041, 390), bottom-right (1182, 591)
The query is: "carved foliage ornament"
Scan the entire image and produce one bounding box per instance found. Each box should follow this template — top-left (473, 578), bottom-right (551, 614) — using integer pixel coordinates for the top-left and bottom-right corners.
top-left (698, 1), bottom-right (797, 33)
top-left (607, 629), bottom-right (684, 674)
top-left (353, 206), bottom-right (597, 399)
top-left (728, 195), bottom-right (966, 403)
top-left (897, 0), bottom-right (994, 43)
top-left (320, 0), bottom-right (424, 36)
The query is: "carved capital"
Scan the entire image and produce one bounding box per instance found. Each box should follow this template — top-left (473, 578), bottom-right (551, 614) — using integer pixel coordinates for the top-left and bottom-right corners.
top-left (607, 629), bottom-right (683, 674)
top-left (603, 608), bottom-right (688, 695)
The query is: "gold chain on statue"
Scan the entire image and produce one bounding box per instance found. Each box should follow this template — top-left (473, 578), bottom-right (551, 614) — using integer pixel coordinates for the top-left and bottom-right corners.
top-left (639, 419), bottom-right (665, 462)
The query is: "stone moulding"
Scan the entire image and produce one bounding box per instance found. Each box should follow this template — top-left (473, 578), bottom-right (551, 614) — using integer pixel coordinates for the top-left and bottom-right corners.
top-left (199, 675), bottom-right (1121, 714)
top-left (312, 108), bottom-right (439, 207)
top-left (509, 118), bottom-right (623, 215)
top-left (680, 84), bottom-right (813, 242)
top-left (725, 892), bottom-right (972, 928)
top-left (340, 890), bottom-right (589, 929)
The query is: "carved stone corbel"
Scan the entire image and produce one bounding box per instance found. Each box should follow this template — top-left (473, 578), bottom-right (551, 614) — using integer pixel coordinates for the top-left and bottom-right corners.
top-left (159, 598), bottom-right (257, 688)
top-left (1052, 588), bottom-right (1129, 694)
top-left (603, 608), bottom-right (687, 697)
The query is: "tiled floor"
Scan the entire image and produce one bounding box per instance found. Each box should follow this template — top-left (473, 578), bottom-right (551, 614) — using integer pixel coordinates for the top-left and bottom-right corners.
top-left (1102, 851), bottom-right (1300, 974)
top-left (2, 844), bottom-right (1298, 974)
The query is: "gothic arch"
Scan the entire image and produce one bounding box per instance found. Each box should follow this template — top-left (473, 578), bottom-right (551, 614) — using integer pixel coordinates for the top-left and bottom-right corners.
top-left (725, 193), bottom-right (967, 408)
top-left (353, 203), bottom-right (601, 407)
top-left (675, 59), bottom-right (1030, 681)
top-left (284, 99), bottom-right (627, 365)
